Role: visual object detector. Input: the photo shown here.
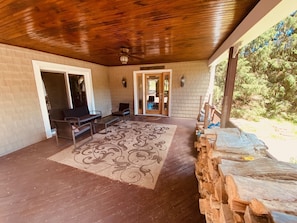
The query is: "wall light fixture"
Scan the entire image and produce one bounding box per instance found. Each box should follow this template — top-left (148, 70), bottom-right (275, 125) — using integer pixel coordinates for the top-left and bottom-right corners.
top-left (180, 75), bottom-right (185, 87)
top-left (122, 77), bottom-right (127, 88)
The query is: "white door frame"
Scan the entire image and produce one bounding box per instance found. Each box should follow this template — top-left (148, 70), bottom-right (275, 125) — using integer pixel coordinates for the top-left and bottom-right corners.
top-left (32, 60), bottom-right (95, 138)
top-left (133, 69), bottom-right (172, 116)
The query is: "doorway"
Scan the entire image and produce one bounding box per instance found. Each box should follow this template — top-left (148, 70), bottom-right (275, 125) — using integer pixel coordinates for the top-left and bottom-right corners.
top-left (33, 60), bottom-right (95, 138)
top-left (133, 69), bottom-right (172, 116)
top-left (41, 72), bottom-right (88, 129)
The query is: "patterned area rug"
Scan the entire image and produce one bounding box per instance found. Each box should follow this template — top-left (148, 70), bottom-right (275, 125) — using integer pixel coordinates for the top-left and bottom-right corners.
top-left (48, 121), bottom-right (177, 190)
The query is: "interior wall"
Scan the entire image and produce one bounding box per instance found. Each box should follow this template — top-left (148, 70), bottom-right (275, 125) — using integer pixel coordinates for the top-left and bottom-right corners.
top-left (108, 61), bottom-right (211, 118)
top-left (0, 43), bottom-right (111, 157)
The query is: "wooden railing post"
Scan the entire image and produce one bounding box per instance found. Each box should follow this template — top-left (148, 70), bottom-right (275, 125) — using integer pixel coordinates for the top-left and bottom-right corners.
top-left (204, 102), bottom-right (210, 129)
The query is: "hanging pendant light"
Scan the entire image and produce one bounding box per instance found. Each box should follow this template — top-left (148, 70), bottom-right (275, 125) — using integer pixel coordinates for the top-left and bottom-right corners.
top-left (120, 55), bottom-right (128, 64)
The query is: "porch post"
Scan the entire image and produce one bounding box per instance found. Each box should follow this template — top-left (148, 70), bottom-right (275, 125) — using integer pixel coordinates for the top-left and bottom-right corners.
top-left (220, 47), bottom-right (238, 128)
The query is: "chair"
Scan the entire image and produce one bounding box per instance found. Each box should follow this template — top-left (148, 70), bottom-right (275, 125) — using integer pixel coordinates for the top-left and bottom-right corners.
top-left (52, 119), bottom-right (93, 149)
top-left (112, 103), bottom-right (130, 120)
top-left (147, 96), bottom-right (155, 110)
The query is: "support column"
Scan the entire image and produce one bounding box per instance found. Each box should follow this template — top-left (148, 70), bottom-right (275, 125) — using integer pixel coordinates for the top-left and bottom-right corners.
top-left (220, 47), bottom-right (238, 128)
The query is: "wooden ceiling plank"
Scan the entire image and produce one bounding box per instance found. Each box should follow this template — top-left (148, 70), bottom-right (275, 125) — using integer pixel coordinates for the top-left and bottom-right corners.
top-left (0, 0), bottom-right (260, 66)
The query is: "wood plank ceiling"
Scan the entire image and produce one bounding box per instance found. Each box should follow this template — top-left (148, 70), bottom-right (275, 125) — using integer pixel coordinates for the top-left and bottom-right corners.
top-left (0, 0), bottom-right (259, 66)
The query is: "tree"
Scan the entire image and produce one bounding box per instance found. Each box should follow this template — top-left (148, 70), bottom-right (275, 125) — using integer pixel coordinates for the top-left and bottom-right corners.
top-left (214, 10), bottom-right (297, 122)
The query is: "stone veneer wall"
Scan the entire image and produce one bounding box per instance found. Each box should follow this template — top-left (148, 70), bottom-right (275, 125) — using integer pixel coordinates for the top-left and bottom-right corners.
top-left (108, 61), bottom-right (212, 118)
top-left (0, 43), bottom-right (111, 156)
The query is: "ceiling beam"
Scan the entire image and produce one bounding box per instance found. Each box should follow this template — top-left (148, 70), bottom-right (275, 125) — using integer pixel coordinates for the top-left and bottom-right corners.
top-left (208, 0), bottom-right (297, 66)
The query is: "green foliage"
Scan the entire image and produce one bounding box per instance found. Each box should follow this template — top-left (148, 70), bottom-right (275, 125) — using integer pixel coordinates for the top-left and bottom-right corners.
top-left (214, 10), bottom-right (297, 122)
top-left (213, 61), bottom-right (227, 110)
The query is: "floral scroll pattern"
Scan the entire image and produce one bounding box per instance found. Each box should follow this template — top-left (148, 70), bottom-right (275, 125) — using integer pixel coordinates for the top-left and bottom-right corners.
top-left (49, 121), bottom-right (177, 189)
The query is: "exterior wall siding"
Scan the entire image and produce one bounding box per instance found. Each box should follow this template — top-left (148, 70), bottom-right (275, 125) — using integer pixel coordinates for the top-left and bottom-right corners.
top-left (0, 43), bottom-right (212, 156)
top-left (0, 43), bottom-right (111, 156)
top-left (108, 61), bottom-right (212, 118)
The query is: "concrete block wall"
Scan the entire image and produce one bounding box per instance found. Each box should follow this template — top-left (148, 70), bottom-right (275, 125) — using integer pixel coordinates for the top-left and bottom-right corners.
top-left (0, 43), bottom-right (111, 157)
top-left (108, 61), bottom-right (212, 118)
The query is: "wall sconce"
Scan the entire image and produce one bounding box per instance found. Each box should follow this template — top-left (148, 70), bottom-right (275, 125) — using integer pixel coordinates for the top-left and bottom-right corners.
top-left (122, 77), bottom-right (127, 88)
top-left (180, 75), bottom-right (185, 87)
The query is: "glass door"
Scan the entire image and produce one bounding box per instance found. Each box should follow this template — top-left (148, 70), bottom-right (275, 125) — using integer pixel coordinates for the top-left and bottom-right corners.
top-left (146, 74), bottom-right (162, 114)
top-left (133, 69), bottom-right (171, 116)
top-left (137, 73), bottom-right (144, 115)
top-left (145, 72), bottom-right (170, 115)
top-left (68, 74), bottom-right (87, 108)
top-left (162, 73), bottom-right (169, 116)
